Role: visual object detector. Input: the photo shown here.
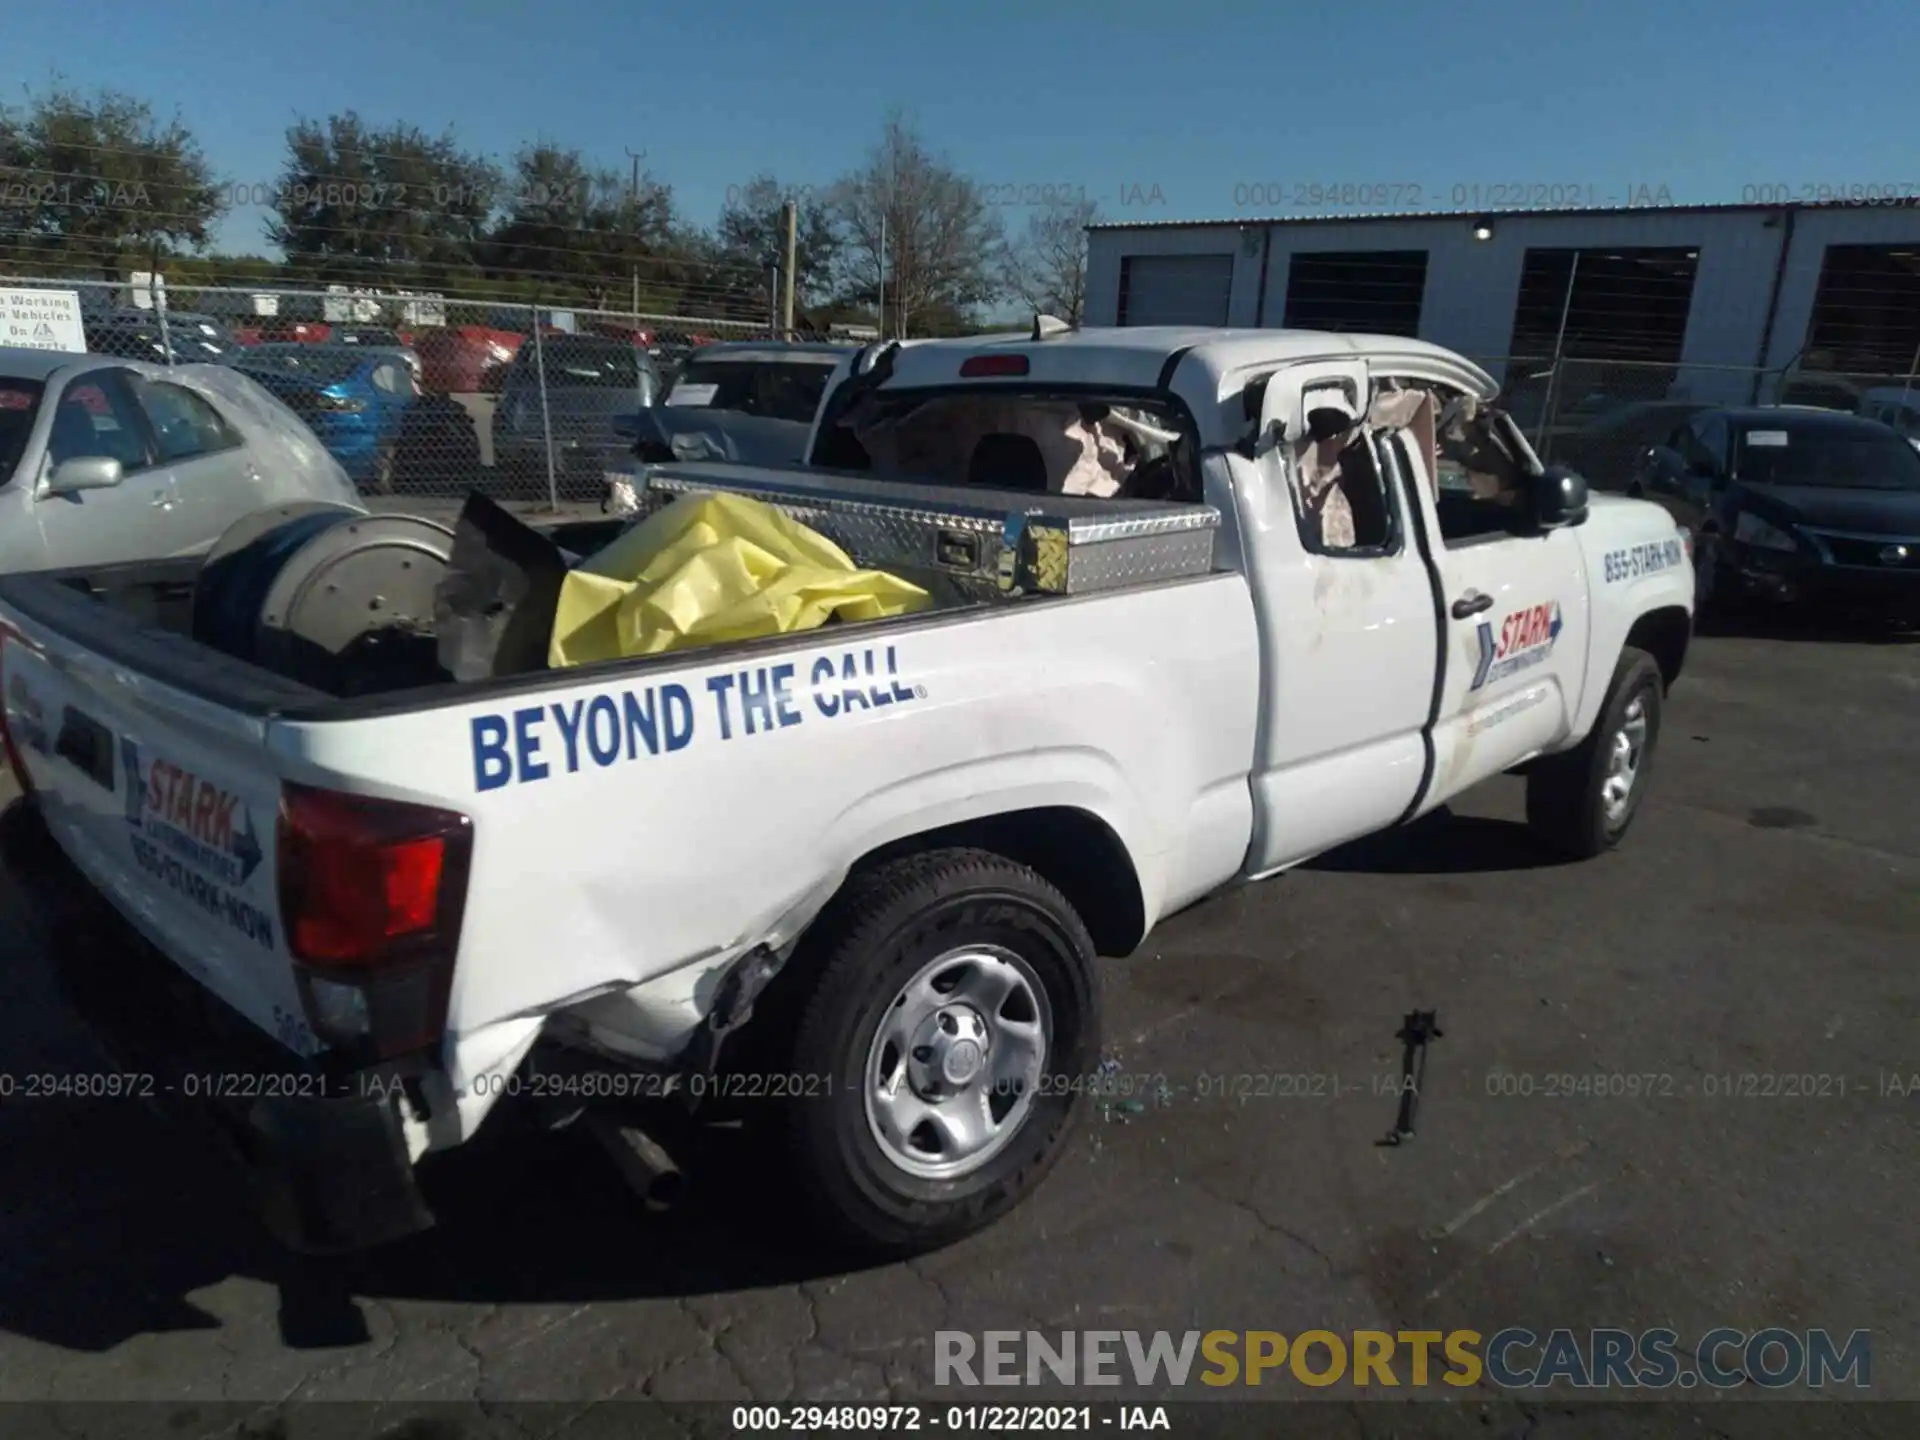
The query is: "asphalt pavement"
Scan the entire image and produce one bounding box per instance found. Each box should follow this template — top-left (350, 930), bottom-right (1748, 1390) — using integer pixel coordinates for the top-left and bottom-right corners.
top-left (0, 612), bottom-right (1914, 1438)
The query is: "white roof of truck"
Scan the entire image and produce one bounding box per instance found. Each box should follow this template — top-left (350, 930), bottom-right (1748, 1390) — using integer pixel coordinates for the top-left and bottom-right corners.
top-left (877, 326), bottom-right (1497, 406)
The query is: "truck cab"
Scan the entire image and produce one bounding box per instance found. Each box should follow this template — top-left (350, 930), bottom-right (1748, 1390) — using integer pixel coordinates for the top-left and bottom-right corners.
top-left (0, 324), bottom-right (1693, 1259)
top-left (806, 325), bottom-right (1695, 871)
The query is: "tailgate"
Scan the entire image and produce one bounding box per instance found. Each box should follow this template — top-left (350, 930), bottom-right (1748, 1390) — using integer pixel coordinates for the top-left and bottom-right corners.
top-left (1, 608), bottom-right (319, 1058)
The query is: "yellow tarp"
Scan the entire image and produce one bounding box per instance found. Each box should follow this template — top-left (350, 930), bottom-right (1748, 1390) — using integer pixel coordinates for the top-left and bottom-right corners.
top-left (548, 490), bottom-right (932, 667)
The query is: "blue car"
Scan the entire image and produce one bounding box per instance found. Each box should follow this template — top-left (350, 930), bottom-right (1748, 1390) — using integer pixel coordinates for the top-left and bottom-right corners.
top-left (231, 343), bottom-right (418, 492)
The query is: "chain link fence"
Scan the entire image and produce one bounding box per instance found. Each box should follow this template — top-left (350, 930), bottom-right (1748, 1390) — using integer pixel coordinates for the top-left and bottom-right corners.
top-left (4, 273), bottom-right (782, 505)
top-left (7, 273), bottom-right (1918, 507)
top-left (1470, 354), bottom-right (1920, 489)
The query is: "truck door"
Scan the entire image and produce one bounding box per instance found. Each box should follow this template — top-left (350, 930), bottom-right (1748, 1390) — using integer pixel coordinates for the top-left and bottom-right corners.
top-left (1400, 398), bottom-right (1591, 810)
top-left (1231, 362), bottom-right (1443, 875)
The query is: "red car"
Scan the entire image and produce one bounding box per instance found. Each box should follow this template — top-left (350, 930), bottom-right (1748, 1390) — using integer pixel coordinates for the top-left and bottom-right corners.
top-left (412, 325), bottom-right (525, 394)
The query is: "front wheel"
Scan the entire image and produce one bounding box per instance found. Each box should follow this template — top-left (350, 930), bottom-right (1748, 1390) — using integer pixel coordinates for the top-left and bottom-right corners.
top-left (1526, 648), bottom-right (1665, 859)
top-left (776, 848), bottom-right (1100, 1256)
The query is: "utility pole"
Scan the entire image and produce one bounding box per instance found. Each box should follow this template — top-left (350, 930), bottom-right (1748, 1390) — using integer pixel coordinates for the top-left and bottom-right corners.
top-left (626, 146), bottom-right (648, 402)
top-left (780, 200), bottom-right (798, 340)
top-left (1536, 250), bottom-right (1582, 460)
top-left (625, 147), bottom-right (647, 332)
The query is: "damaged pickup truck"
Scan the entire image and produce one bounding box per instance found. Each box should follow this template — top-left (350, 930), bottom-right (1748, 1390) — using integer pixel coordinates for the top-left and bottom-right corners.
top-left (0, 324), bottom-right (1694, 1257)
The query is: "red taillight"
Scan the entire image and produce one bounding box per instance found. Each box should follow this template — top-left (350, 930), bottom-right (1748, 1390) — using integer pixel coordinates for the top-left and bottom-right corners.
top-left (960, 353), bottom-right (1030, 378)
top-left (278, 783), bottom-right (472, 1060)
top-left (277, 784), bottom-right (469, 968)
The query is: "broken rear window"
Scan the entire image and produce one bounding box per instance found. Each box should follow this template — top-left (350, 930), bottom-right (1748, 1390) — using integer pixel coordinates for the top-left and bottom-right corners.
top-left (815, 389), bottom-right (1200, 503)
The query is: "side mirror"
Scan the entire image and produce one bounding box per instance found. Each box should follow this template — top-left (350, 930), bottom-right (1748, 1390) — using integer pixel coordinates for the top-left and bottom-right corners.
top-left (43, 456), bottom-right (125, 497)
top-left (1533, 463), bottom-right (1589, 530)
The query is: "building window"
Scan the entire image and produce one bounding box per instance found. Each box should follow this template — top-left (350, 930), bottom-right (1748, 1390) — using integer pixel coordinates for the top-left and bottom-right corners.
top-left (1802, 245), bottom-right (1920, 375)
top-left (1116, 254), bottom-right (1233, 327)
top-left (1282, 250), bottom-right (1428, 336)
top-left (1508, 248), bottom-right (1700, 363)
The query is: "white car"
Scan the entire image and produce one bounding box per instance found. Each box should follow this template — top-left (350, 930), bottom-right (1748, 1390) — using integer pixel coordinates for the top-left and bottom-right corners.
top-left (0, 347), bottom-right (361, 573)
top-left (0, 324), bottom-right (1693, 1256)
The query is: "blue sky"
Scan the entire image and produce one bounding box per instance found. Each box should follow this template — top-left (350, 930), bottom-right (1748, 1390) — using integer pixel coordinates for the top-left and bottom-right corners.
top-left (6, 0), bottom-right (1920, 257)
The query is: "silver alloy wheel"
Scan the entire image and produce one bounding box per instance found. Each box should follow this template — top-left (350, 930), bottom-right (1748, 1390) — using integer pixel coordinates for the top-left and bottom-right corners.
top-left (863, 945), bottom-right (1052, 1181)
top-left (1601, 693), bottom-right (1649, 827)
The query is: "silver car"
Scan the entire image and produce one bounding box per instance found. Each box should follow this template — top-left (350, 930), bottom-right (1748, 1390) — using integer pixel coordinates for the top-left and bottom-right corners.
top-left (492, 334), bottom-right (660, 497)
top-left (622, 341), bottom-right (856, 468)
top-left (0, 347), bottom-right (361, 573)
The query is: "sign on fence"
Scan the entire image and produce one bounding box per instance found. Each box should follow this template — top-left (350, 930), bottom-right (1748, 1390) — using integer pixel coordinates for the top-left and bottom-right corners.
top-left (1, 288), bottom-right (87, 353)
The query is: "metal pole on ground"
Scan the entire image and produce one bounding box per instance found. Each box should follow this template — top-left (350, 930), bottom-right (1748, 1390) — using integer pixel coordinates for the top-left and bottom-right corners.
top-left (1536, 250), bottom-right (1581, 460)
top-left (1896, 338), bottom-right (1920, 411)
top-left (780, 200), bottom-right (797, 340)
top-left (531, 303), bottom-right (558, 511)
top-left (149, 260), bottom-right (172, 369)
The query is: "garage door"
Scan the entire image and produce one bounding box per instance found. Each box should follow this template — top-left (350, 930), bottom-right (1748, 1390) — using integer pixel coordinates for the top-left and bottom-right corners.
top-left (1118, 254), bottom-right (1234, 326)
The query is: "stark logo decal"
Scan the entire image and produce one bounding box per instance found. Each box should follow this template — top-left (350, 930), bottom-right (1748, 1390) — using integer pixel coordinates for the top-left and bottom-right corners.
top-left (1472, 601), bottom-right (1564, 691)
top-left (122, 740), bottom-right (264, 888)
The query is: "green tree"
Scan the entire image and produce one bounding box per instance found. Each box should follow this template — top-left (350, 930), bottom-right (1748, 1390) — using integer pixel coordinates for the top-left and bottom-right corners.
top-left (266, 113), bottom-right (496, 288)
top-left (826, 112), bottom-right (1003, 338)
top-left (0, 86), bottom-right (226, 278)
top-left (714, 174), bottom-right (841, 306)
top-left (483, 143), bottom-right (676, 295)
top-left (998, 195), bottom-right (1099, 326)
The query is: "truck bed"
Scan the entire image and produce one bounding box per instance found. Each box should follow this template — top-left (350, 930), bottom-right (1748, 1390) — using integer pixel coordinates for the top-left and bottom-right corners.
top-left (0, 529), bottom-right (1005, 724)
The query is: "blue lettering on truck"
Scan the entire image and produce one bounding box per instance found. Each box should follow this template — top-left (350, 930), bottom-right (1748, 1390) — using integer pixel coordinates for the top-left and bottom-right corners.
top-left (1603, 539), bottom-right (1686, 584)
top-left (470, 644), bottom-right (925, 791)
top-left (128, 832), bottom-right (276, 950)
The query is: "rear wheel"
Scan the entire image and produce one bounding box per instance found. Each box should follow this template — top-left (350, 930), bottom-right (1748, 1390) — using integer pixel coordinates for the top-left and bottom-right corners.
top-left (1526, 648), bottom-right (1664, 859)
top-left (773, 848), bottom-right (1099, 1256)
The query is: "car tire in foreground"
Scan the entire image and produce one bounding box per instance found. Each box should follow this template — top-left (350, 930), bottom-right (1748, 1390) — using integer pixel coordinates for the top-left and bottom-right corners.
top-left (1526, 647), bottom-right (1665, 860)
top-left (776, 847), bottom-right (1100, 1257)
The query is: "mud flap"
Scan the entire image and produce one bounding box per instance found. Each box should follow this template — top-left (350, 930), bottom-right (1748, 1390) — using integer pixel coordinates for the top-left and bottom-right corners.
top-left (249, 1092), bottom-right (436, 1253)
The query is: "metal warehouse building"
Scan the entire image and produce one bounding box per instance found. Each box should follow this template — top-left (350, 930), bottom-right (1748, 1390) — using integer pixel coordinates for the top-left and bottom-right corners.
top-left (1085, 204), bottom-right (1920, 406)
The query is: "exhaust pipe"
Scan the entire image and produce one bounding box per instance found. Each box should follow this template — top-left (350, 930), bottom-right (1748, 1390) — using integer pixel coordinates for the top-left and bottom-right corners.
top-left (590, 1117), bottom-right (687, 1213)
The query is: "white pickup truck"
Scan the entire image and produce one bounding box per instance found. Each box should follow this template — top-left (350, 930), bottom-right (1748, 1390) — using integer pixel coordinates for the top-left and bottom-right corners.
top-left (0, 325), bottom-right (1693, 1256)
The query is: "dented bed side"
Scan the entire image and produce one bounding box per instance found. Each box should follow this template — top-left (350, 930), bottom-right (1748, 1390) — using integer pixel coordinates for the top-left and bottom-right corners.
top-left (268, 572), bottom-right (1262, 1137)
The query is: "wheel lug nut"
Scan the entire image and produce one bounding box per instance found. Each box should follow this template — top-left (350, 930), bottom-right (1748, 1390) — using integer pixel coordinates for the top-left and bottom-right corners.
top-left (938, 1013), bottom-right (957, 1033)
top-left (912, 1045), bottom-right (933, 1063)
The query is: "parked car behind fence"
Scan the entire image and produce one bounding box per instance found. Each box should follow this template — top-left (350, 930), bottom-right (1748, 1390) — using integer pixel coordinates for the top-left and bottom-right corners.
top-left (0, 345), bottom-right (359, 573)
top-left (492, 334), bottom-right (660, 498)
top-left (229, 343), bottom-right (421, 493)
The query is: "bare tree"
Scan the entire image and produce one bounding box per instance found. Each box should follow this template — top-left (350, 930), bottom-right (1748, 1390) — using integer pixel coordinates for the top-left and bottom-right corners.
top-left (826, 112), bottom-right (1003, 337)
top-left (999, 195), bottom-right (1099, 326)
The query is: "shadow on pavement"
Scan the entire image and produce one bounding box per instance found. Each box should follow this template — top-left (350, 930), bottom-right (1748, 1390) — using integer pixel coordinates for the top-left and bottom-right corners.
top-left (0, 1073), bottom-right (869, 1353)
top-left (1697, 603), bottom-right (1919, 645)
top-left (1304, 807), bottom-right (1572, 876)
top-left (0, 807), bottom-right (872, 1356)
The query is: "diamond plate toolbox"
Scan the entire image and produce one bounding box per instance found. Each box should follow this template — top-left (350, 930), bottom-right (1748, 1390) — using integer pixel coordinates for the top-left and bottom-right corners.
top-left (639, 465), bottom-right (1220, 597)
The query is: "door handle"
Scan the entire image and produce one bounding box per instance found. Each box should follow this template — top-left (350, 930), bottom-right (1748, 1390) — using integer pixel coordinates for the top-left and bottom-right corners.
top-left (1451, 590), bottom-right (1494, 619)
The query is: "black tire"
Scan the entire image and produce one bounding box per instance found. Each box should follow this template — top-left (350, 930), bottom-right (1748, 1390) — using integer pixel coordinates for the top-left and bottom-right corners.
top-left (1526, 647), bottom-right (1664, 860)
top-left (774, 847), bottom-right (1100, 1256)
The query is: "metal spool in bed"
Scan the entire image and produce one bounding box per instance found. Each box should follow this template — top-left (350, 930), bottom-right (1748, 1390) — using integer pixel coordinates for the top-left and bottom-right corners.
top-left (193, 505), bottom-right (456, 693)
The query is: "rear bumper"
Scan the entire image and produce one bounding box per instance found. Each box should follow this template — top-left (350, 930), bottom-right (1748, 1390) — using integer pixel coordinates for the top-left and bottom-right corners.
top-left (0, 796), bottom-right (435, 1253)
